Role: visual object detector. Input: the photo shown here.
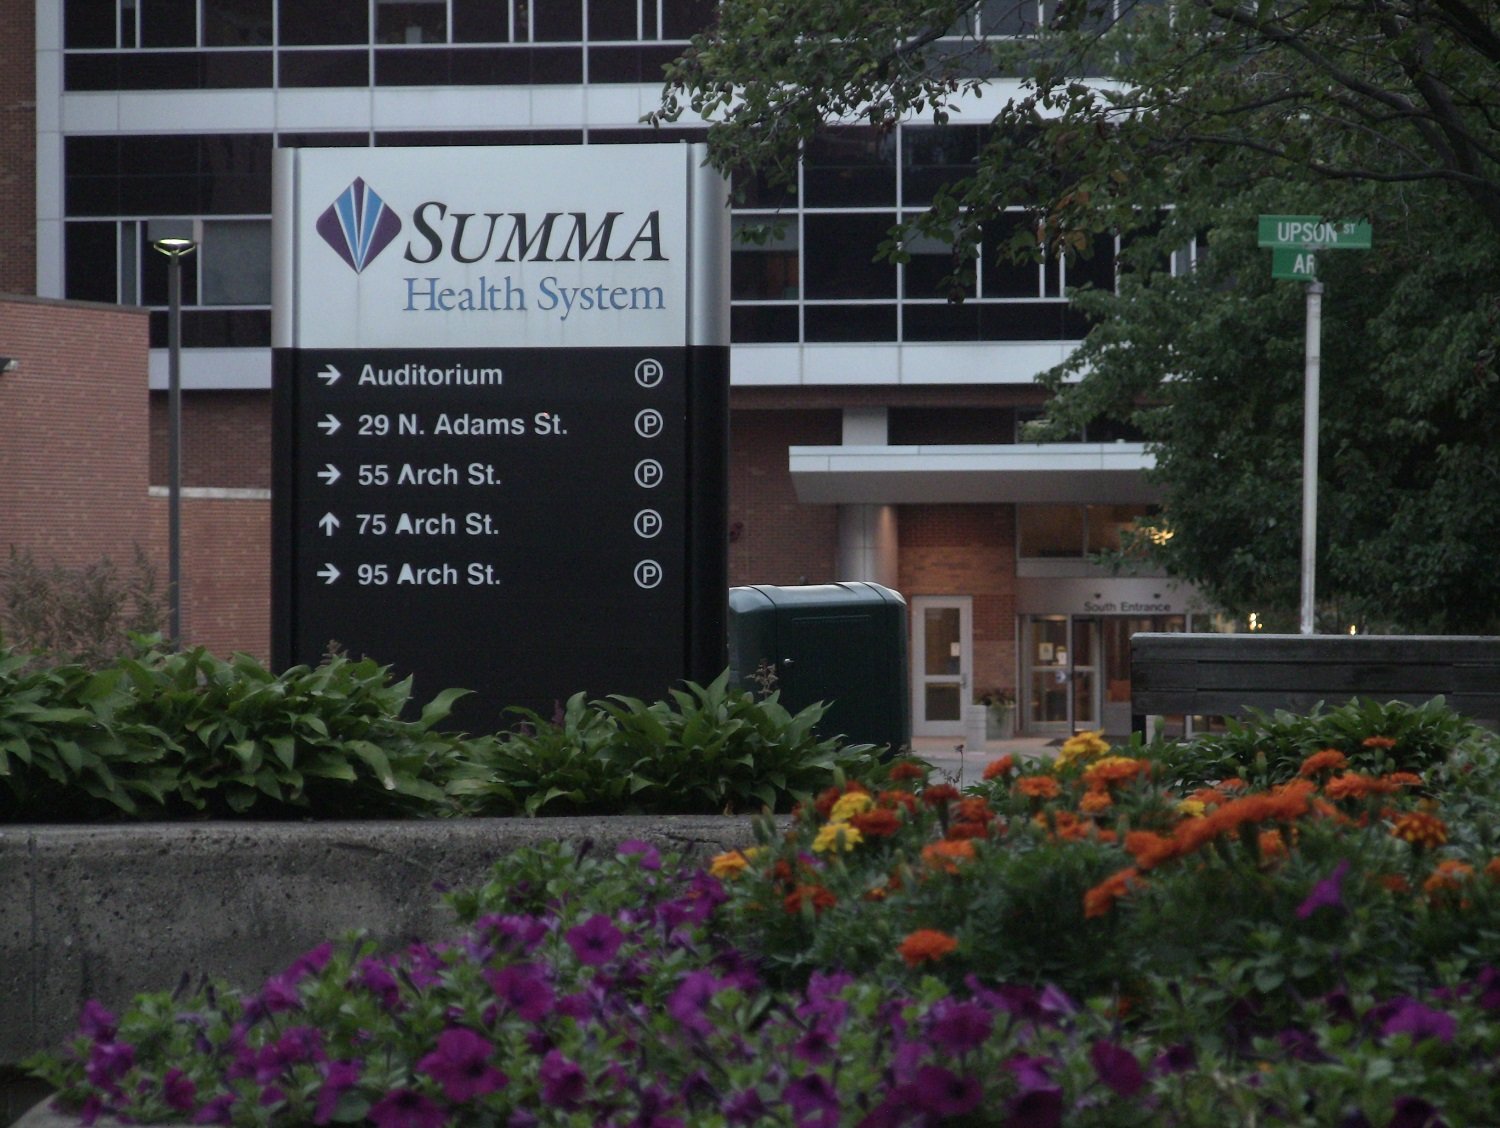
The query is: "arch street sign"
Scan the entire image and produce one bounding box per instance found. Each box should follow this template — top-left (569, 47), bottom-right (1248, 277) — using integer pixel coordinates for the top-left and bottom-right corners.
top-left (272, 145), bottom-right (729, 731)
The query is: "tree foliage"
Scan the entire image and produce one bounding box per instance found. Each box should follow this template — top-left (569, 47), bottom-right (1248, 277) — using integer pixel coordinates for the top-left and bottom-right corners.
top-left (654, 0), bottom-right (1500, 630)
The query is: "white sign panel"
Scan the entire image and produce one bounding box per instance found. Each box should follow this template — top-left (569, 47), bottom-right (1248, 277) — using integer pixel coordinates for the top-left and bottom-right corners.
top-left (277, 145), bottom-right (694, 349)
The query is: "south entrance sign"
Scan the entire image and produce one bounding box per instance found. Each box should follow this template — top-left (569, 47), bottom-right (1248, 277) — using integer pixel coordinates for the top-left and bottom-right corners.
top-left (272, 146), bottom-right (729, 731)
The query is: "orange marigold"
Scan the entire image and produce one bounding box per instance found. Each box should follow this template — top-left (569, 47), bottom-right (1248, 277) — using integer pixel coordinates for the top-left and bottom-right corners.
top-left (1124, 830), bottom-right (1179, 871)
top-left (954, 797), bottom-right (994, 823)
top-left (1083, 867), bottom-right (1140, 919)
top-left (1385, 772), bottom-right (1423, 788)
top-left (946, 819), bottom-right (992, 841)
top-left (1082, 756), bottom-right (1150, 789)
top-left (888, 760), bottom-right (929, 783)
top-left (898, 929), bottom-right (959, 968)
top-left (1362, 735), bottom-right (1398, 749)
top-left (922, 839), bottom-right (976, 873)
top-left (922, 783), bottom-right (962, 808)
top-left (1299, 749), bottom-right (1349, 777)
top-left (983, 755), bottom-right (1016, 781)
top-left (850, 807), bottom-right (904, 838)
top-left (1391, 811), bottom-right (1449, 850)
top-left (878, 789), bottom-right (919, 815)
top-left (1423, 859), bottom-right (1475, 897)
top-left (783, 884), bottom-right (838, 916)
top-left (1485, 858), bottom-right (1500, 883)
top-left (1079, 788), bottom-right (1114, 815)
top-left (1257, 828), bottom-right (1289, 861)
top-left (1015, 775), bottom-right (1062, 800)
top-left (1379, 873), bottom-right (1412, 895)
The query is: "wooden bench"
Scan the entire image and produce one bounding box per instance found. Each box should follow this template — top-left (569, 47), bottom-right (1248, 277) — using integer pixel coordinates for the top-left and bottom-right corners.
top-left (1130, 633), bottom-right (1500, 735)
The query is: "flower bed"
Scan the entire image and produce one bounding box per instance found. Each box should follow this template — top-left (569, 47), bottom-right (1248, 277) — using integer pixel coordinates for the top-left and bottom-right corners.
top-left (27, 704), bottom-right (1500, 1126)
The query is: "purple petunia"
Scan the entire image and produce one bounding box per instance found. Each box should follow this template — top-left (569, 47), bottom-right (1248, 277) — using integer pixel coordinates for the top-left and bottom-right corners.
top-left (313, 1060), bottom-right (362, 1126)
top-left (1090, 1040), bottom-right (1145, 1096)
top-left (84, 1040), bottom-right (135, 1090)
top-left (417, 1027), bottom-right (508, 1104)
top-left (1297, 860), bottom-right (1352, 919)
top-left (1387, 1096), bottom-right (1447, 1128)
top-left (368, 1088), bottom-right (446, 1128)
top-left (484, 962), bottom-right (557, 1023)
top-left (783, 1072), bottom-right (840, 1126)
top-left (78, 1000), bottom-right (118, 1042)
top-left (566, 913), bottom-right (626, 967)
top-left (617, 839), bottom-right (663, 870)
top-left (191, 1093), bottom-right (236, 1125)
top-left (538, 1049), bottom-right (586, 1110)
top-left (927, 998), bottom-right (994, 1055)
top-left (1380, 998), bottom-right (1458, 1045)
top-left (908, 1065), bottom-right (983, 1118)
top-left (161, 1068), bottom-right (197, 1113)
top-left (667, 970), bottom-right (723, 1037)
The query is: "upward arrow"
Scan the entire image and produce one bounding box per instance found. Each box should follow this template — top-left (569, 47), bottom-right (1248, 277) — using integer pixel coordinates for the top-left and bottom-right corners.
top-left (318, 365), bottom-right (342, 386)
top-left (319, 512), bottom-right (340, 535)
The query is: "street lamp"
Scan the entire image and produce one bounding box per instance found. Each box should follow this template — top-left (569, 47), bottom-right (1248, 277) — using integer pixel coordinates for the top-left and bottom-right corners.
top-left (148, 219), bottom-right (200, 647)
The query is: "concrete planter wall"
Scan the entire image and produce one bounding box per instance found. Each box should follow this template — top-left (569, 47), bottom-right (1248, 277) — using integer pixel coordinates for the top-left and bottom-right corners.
top-left (0, 815), bottom-right (767, 1106)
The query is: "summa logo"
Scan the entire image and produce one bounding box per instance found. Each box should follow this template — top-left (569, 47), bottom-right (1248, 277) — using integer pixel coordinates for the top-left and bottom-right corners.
top-left (317, 178), bottom-right (403, 273)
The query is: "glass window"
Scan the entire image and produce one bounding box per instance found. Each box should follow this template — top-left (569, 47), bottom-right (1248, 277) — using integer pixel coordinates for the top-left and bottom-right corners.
top-left (1064, 232), bottom-right (1116, 293)
top-left (201, 220), bottom-right (271, 304)
top-left (730, 217), bottom-right (799, 300)
top-left (528, 0), bottom-right (583, 41)
top-left (661, 0), bottom-right (714, 37)
top-left (902, 126), bottom-right (982, 207)
top-left (64, 221), bottom-right (119, 304)
top-left (377, 0), bottom-right (447, 43)
top-left (453, 0), bottom-right (511, 41)
top-left (978, 0), bottom-right (1040, 35)
top-left (204, 0), bottom-right (273, 45)
top-left (140, 0), bottom-right (195, 46)
top-left (901, 225), bottom-right (973, 300)
top-left (803, 212), bottom-right (897, 299)
top-left (804, 304), bottom-right (896, 342)
top-left (589, 1), bottom-right (638, 40)
top-left (803, 128), bottom-right (897, 207)
top-left (981, 212), bottom-right (1044, 298)
top-left (66, 0), bottom-right (118, 47)
top-left (278, 0), bottom-right (369, 45)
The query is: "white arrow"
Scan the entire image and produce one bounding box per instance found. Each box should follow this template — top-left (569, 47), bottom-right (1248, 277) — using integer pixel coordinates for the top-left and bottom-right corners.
top-left (317, 414), bottom-right (341, 436)
top-left (319, 512), bottom-right (340, 536)
top-left (316, 564), bottom-right (340, 585)
top-left (317, 464), bottom-right (341, 486)
top-left (318, 365), bottom-right (342, 386)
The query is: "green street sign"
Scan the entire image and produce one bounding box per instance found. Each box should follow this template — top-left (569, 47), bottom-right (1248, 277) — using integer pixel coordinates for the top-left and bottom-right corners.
top-left (1258, 215), bottom-right (1372, 250)
top-left (1272, 248), bottom-right (1319, 280)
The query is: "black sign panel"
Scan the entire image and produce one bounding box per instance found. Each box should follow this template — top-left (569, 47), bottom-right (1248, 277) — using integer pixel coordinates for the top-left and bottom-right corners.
top-left (273, 346), bottom-right (727, 732)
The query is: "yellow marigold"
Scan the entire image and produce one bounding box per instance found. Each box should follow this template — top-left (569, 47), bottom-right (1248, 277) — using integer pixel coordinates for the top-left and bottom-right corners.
top-left (1299, 749), bottom-right (1349, 777)
top-left (812, 822), bottom-right (864, 854)
top-left (1015, 775), bottom-right (1062, 800)
top-left (1056, 729), bottom-right (1111, 768)
top-left (1390, 811), bottom-right (1448, 850)
top-left (829, 791), bottom-right (875, 823)
top-left (897, 929), bottom-right (959, 968)
top-left (707, 848), bottom-right (763, 879)
top-left (1176, 798), bottom-right (1207, 818)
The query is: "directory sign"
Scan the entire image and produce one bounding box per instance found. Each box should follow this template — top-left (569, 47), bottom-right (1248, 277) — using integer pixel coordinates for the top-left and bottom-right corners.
top-left (272, 145), bottom-right (729, 730)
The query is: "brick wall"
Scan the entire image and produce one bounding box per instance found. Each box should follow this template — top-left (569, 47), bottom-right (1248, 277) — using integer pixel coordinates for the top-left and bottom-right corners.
top-left (150, 391), bottom-right (273, 489)
top-left (1, 296), bottom-right (155, 569)
top-left (0, 294), bottom-right (270, 662)
top-left (0, 0), bottom-right (35, 294)
top-left (728, 407), bottom-right (841, 587)
top-left (898, 503), bottom-right (1019, 707)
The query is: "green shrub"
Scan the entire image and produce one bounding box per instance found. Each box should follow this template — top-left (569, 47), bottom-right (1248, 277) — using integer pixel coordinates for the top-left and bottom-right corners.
top-left (448, 670), bottom-right (883, 816)
top-left (1155, 696), bottom-right (1487, 789)
top-left (0, 642), bottom-right (472, 820)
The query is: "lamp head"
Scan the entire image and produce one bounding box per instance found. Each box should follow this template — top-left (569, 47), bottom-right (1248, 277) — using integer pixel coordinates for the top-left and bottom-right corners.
top-left (148, 218), bottom-right (201, 256)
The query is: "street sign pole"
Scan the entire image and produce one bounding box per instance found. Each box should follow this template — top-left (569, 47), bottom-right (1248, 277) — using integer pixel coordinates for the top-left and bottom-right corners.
top-left (1259, 215), bottom-right (1371, 635)
top-left (1300, 282), bottom-right (1323, 636)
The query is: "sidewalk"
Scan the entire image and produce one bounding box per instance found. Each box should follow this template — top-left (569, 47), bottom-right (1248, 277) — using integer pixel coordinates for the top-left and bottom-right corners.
top-left (907, 734), bottom-right (1059, 789)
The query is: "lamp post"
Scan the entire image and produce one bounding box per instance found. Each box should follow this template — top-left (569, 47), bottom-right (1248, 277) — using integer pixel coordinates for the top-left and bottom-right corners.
top-left (149, 220), bottom-right (199, 647)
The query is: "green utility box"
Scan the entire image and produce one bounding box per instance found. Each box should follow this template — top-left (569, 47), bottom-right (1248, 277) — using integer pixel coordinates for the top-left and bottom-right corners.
top-left (727, 582), bottom-right (910, 752)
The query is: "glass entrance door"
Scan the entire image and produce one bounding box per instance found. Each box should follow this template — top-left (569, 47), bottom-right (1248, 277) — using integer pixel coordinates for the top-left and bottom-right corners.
top-left (1024, 616), bottom-right (1101, 735)
top-left (911, 596), bottom-right (972, 737)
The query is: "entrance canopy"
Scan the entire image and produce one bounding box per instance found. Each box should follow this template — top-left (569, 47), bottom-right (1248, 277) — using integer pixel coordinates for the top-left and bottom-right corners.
top-left (788, 442), bottom-right (1159, 505)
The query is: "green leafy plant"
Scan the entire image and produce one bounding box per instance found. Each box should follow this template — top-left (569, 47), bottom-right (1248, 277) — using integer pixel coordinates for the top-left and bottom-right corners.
top-left (0, 642), bottom-right (474, 820)
top-left (449, 670), bottom-right (883, 816)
